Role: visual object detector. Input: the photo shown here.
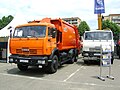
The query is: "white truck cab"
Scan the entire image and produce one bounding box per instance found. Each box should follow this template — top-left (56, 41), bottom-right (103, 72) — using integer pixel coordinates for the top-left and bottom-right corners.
top-left (82, 30), bottom-right (114, 64)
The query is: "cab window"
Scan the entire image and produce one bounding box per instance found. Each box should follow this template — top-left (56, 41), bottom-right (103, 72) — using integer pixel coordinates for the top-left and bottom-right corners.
top-left (48, 27), bottom-right (56, 38)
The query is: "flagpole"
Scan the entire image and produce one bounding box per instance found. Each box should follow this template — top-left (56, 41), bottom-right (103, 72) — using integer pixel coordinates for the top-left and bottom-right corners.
top-left (98, 14), bottom-right (102, 30)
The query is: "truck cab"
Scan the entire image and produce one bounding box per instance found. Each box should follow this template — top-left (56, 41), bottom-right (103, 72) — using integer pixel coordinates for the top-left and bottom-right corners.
top-left (10, 23), bottom-right (57, 55)
top-left (82, 30), bottom-right (114, 64)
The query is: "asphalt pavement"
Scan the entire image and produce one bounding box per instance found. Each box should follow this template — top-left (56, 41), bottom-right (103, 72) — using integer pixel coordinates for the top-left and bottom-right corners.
top-left (0, 55), bottom-right (120, 90)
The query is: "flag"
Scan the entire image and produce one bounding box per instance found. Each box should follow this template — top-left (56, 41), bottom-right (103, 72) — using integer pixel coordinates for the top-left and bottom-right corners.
top-left (94, 0), bottom-right (105, 14)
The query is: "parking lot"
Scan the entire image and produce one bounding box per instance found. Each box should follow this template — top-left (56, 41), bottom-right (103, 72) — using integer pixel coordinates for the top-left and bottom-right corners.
top-left (0, 56), bottom-right (120, 90)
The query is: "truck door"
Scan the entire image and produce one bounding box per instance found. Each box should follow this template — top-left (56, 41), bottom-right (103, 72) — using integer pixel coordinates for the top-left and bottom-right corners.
top-left (48, 27), bottom-right (57, 52)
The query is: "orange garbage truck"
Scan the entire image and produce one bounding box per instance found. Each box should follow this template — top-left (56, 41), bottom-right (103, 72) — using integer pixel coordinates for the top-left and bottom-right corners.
top-left (9, 18), bottom-right (81, 73)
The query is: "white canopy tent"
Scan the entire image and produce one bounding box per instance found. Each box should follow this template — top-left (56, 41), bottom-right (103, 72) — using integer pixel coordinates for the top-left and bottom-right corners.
top-left (0, 13), bottom-right (27, 37)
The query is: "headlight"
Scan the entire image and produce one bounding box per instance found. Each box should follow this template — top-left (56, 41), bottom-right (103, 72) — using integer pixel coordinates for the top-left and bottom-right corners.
top-left (84, 53), bottom-right (89, 56)
top-left (38, 60), bottom-right (45, 64)
top-left (9, 58), bottom-right (13, 63)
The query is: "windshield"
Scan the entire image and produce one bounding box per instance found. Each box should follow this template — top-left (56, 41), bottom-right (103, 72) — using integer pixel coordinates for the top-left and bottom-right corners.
top-left (84, 32), bottom-right (112, 40)
top-left (13, 26), bottom-right (46, 38)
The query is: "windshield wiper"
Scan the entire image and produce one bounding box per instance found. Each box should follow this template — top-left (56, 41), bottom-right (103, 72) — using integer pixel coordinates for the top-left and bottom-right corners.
top-left (13, 36), bottom-right (22, 38)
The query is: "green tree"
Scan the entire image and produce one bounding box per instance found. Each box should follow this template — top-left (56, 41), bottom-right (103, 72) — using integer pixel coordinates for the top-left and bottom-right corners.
top-left (102, 20), bottom-right (120, 40)
top-left (0, 15), bottom-right (13, 30)
top-left (78, 21), bottom-right (90, 36)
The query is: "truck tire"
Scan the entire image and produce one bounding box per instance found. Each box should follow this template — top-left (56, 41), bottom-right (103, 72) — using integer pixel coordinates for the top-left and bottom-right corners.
top-left (17, 64), bottom-right (28, 71)
top-left (116, 45), bottom-right (119, 56)
top-left (84, 60), bottom-right (89, 64)
top-left (74, 50), bottom-right (78, 62)
top-left (118, 51), bottom-right (120, 59)
top-left (68, 49), bottom-right (76, 64)
top-left (111, 56), bottom-right (114, 64)
top-left (47, 55), bottom-right (58, 74)
top-left (119, 54), bottom-right (120, 59)
top-left (69, 55), bottom-right (75, 64)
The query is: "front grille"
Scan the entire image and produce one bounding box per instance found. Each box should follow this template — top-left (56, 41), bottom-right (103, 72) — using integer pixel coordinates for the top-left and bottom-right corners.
top-left (89, 53), bottom-right (94, 56)
top-left (89, 47), bottom-right (101, 52)
top-left (16, 49), bottom-right (22, 53)
top-left (30, 49), bottom-right (37, 54)
top-left (23, 51), bottom-right (29, 54)
top-left (16, 49), bottom-right (37, 54)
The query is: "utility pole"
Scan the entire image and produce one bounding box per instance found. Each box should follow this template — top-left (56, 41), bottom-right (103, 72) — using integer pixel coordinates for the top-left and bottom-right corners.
top-left (94, 0), bottom-right (105, 30)
top-left (98, 14), bottom-right (102, 30)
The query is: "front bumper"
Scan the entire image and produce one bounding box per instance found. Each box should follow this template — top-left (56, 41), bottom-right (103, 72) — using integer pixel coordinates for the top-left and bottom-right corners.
top-left (9, 55), bottom-right (48, 65)
top-left (82, 51), bottom-right (114, 61)
top-left (82, 51), bottom-right (101, 57)
top-left (82, 51), bottom-right (101, 60)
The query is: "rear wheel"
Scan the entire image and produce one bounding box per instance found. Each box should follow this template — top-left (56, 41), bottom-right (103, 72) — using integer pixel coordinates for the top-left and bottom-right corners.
top-left (119, 55), bottom-right (120, 59)
top-left (116, 45), bottom-right (119, 56)
top-left (69, 55), bottom-right (76, 64)
top-left (111, 56), bottom-right (114, 64)
top-left (116, 46), bottom-right (120, 59)
top-left (84, 60), bottom-right (89, 64)
top-left (118, 52), bottom-right (120, 59)
top-left (74, 50), bottom-right (78, 62)
top-left (47, 55), bottom-right (58, 74)
top-left (69, 49), bottom-right (77, 64)
top-left (17, 64), bottom-right (28, 71)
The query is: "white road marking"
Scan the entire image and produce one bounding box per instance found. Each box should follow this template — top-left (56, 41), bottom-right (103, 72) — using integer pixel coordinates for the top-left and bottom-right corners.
top-left (63, 66), bottom-right (84, 82)
top-left (0, 73), bottom-right (43, 80)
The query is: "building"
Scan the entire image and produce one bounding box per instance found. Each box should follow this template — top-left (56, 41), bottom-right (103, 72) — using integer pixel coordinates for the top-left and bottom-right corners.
top-left (0, 37), bottom-right (8, 60)
top-left (103, 14), bottom-right (120, 26)
top-left (62, 17), bottom-right (81, 26)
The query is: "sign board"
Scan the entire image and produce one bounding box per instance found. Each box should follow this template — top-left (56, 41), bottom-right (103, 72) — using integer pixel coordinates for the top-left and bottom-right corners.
top-left (102, 53), bottom-right (111, 66)
top-left (98, 45), bottom-right (114, 81)
top-left (94, 0), bottom-right (105, 14)
top-left (102, 45), bottom-right (111, 66)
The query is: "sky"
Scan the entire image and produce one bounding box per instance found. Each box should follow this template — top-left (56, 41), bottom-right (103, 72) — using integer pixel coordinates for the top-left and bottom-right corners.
top-left (0, 0), bottom-right (120, 29)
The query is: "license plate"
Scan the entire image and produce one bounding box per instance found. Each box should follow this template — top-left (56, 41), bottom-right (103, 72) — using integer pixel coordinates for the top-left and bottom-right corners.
top-left (20, 60), bottom-right (28, 63)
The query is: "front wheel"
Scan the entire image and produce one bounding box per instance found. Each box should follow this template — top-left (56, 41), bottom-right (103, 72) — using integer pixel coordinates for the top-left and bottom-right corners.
top-left (17, 64), bottom-right (28, 71)
top-left (69, 49), bottom-right (77, 64)
top-left (84, 60), bottom-right (89, 64)
top-left (111, 56), bottom-right (114, 64)
top-left (118, 52), bottom-right (120, 59)
top-left (47, 55), bottom-right (58, 74)
top-left (111, 53), bottom-right (114, 64)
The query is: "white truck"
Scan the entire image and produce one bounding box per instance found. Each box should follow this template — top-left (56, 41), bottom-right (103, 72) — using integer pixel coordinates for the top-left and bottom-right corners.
top-left (82, 30), bottom-right (114, 64)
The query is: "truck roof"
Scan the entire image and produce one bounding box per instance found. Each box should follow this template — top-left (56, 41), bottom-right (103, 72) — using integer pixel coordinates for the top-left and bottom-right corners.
top-left (85, 30), bottom-right (112, 33)
top-left (16, 22), bottom-right (55, 28)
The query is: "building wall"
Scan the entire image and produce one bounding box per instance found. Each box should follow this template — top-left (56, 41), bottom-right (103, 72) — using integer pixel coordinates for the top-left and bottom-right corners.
top-left (62, 17), bottom-right (81, 26)
top-left (0, 37), bottom-right (8, 60)
top-left (104, 14), bottom-right (120, 26)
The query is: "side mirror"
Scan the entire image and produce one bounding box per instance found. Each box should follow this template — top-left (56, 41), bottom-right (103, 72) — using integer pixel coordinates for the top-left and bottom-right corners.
top-left (10, 30), bottom-right (12, 38)
top-left (80, 36), bottom-right (84, 41)
top-left (52, 31), bottom-right (56, 38)
top-left (79, 36), bottom-right (81, 40)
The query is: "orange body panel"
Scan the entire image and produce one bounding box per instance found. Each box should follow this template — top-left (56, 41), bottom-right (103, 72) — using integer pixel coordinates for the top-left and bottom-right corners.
top-left (51, 19), bottom-right (80, 51)
top-left (10, 38), bottom-right (56, 55)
